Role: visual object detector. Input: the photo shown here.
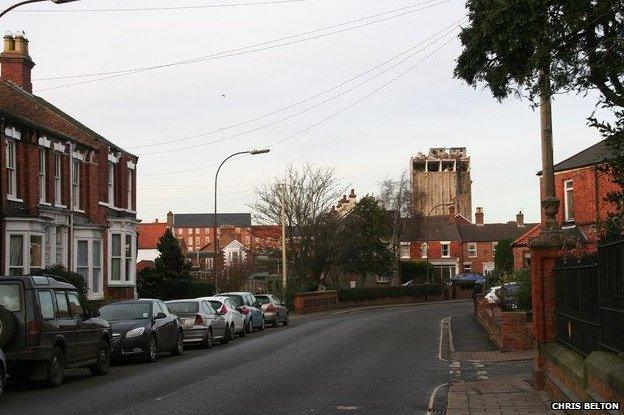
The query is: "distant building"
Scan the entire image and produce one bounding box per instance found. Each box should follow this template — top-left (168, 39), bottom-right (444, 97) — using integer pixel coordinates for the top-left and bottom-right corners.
top-left (410, 147), bottom-right (472, 219)
top-left (336, 189), bottom-right (357, 216)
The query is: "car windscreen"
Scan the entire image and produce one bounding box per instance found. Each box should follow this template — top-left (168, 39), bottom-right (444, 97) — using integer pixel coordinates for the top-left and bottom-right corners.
top-left (99, 303), bottom-right (151, 320)
top-left (167, 302), bottom-right (199, 315)
top-left (0, 283), bottom-right (22, 312)
top-left (255, 296), bottom-right (270, 305)
top-left (209, 300), bottom-right (223, 311)
top-left (224, 295), bottom-right (244, 308)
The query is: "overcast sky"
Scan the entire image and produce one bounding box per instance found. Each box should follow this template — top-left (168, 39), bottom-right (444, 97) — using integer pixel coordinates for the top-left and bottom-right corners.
top-left (2, 0), bottom-right (603, 224)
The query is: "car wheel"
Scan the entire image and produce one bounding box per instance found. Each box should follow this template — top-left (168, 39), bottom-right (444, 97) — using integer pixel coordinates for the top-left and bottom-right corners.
top-left (239, 320), bottom-right (247, 337)
top-left (0, 306), bottom-right (16, 348)
top-left (244, 320), bottom-right (252, 335)
top-left (229, 324), bottom-right (236, 341)
top-left (89, 339), bottom-right (111, 376)
top-left (45, 346), bottom-right (65, 388)
top-left (283, 313), bottom-right (289, 326)
top-left (258, 318), bottom-right (265, 331)
top-left (171, 331), bottom-right (184, 356)
top-left (145, 335), bottom-right (158, 363)
top-left (203, 329), bottom-right (213, 349)
top-left (220, 324), bottom-right (230, 344)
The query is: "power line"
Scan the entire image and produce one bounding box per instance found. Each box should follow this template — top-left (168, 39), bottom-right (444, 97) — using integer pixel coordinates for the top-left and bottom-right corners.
top-left (140, 28), bottom-right (459, 176)
top-left (130, 17), bottom-right (465, 150)
top-left (136, 22), bottom-right (463, 155)
top-left (18, 0), bottom-right (310, 12)
top-left (33, 0), bottom-right (453, 91)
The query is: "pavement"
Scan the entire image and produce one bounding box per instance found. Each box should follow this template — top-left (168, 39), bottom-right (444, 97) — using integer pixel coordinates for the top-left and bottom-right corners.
top-left (445, 311), bottom-right (553, 415)
top-left (1, 300), bottom-right (473, 415)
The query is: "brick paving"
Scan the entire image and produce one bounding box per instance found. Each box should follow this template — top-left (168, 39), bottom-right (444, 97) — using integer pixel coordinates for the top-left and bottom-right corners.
top-left (452, 349), bottom-right (534, 362)
top-left (446, 379), bottom-right (554, 415)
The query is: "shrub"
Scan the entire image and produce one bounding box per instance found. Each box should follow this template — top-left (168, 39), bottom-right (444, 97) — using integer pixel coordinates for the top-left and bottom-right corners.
top-left (452, 279), bottom-right (476, 289)
top-left (399, 261), bottom-right (433, 283)
top-left (337, 285), bottom-right (443, 302)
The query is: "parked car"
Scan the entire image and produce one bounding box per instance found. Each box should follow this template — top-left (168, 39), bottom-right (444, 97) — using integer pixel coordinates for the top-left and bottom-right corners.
top-left (485, 283), bottom-right (521, 305)
top-left (99, 299), bottom-right (183, 363)
top-left (255, 294), bottom-right (289, 327)
top-left (0, 347), bottom-right (6, 398)
top-left (220, 292), bottom-right (265, 333)
top-left (0, 276), bottom-right (112, 387)
top-left (451, 272), bottom-right (487, 285)
top-left (165, 299), bottom-right (228, 348)
top-left (197, 296), bottom-right (244, 341)
top-left (485, 286), bottom-right (501, 303)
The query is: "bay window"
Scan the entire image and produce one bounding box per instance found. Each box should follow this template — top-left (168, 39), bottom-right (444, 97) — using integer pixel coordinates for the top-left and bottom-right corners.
top-left (111, 234), bottom-right (121, 282)
top-left (7, 233), bottom-right (44, 275)
top-left (8, 235), bottom-right (24, 275)
top-left (108, 228), bottom-right (136, 286)
top-left (75, 236), bottom-right (103, 299)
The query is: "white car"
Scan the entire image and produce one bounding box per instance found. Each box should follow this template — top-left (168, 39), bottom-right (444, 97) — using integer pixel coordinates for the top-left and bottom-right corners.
top-left (197, 296), bottom-right (245, 340)
top-left (485, 286), bottom-right (502, 303)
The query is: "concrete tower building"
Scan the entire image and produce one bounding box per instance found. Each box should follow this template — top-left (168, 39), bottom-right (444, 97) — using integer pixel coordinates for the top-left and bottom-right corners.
top-left (410, 147), bottom-right (472, 219)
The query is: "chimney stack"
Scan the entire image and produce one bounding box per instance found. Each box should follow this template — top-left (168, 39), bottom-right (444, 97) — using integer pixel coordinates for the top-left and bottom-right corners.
top-left (349, 189), bottom-right (356, 199)
top-left (448, 204), bottom-right (456, 220)
top-left (166, 211), bottom-right (174, 227)
top-left (475, 207), bottom-right (484, 226)
top-left (516, 211), bottom-right (524, 227)
top-left (1, 31), bottom-right (35, 93)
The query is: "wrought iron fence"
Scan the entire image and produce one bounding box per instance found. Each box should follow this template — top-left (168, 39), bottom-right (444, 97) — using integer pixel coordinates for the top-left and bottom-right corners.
top-left (554, 238), bottom-right (624, 356)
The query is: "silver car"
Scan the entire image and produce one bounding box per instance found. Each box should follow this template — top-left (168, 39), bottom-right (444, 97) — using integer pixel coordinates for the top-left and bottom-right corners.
top-left (197, 296), bottom-right (245, 340)
top-left (166, 300), bottom-right (228, 348)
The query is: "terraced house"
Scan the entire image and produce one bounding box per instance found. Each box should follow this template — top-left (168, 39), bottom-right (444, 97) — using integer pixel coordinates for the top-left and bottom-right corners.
top-left (0, 33), bottom-right (138, 300)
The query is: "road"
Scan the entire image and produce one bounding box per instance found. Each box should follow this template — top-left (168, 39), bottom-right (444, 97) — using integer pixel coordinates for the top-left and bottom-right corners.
top-left (1, 301), bottom-right (471, 415)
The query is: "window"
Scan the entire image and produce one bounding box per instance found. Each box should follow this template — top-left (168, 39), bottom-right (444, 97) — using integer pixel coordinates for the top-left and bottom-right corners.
top-left (205, 228), bottom-right (210, 233)
top-left (111, 234), bottom-right (121, 281)
top-left (55, 291), bottom-right (69, 318)
top-left (39, 148), bottom-right (47, 203)
top-left (54, 153), bottom-right (62, 205)
top-left (421, 243), bottom-right (428, 259)
top-left (376, 275), bottom-right (390, 283)
top-left (468, 243), bottom-right (477, 258)
top-left (188, 237), bottom-right (193, 246)
top-left (523, 252), bottom-right (532, 269)
top-left (30, 235), bottom-right (43, 272)
top-left (55, 229), bottom-right (65, 266)
top-left (245, 236), bottom-right (250, 245)
top-left (9, 235), bottom-right (24, 275)
top-left (195, 228), bottom-right (200, 233)
top-left (38, 291), bottom-right (55, 320)
top-left (127, 169), bottom-right (134, 210)
top-left (400, 242), bottom-right (410, 259)
top-left (0, 284), bottom-right (21, 311)
top-left (6, 140), bottom-right (17, 198)
top-left (195, 236), bottom-right (200, 245)
top-left (93, 240), bottom-right (102, 295)
top-left (124, 235), bottom-right (132, 284)
top-left (108, 162), bottom-right (115, 206)
top-left (564, 180), bottom-right (574, 221)
top-left (77, 240), bottom-right (89, 280)
top-left (177, 229), bottom-right (183, 235)
top-left (67, 292), bottom-right (84, 317)
top-left (72, 159), bottom-right (80, 210)
top-left (463, 263), bottom-right (472, 272)
top-left (483, 263), bottom-right (495, 275)
top-left (441, 242), bottom-right (450, 258)
top-left (255, 237), bottom-right (260, 243)
top-left (230, 251), bottom-right (240, 264)
top-left (492, 242), bottom-right (498, 255)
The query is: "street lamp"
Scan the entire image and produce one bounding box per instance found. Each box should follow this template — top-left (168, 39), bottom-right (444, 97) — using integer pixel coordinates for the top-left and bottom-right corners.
top-left (1, 0), bottom-right (80, 19)
top-left (425, 201), bottom-right (455, 299)
top-left (213, 149), bottom-right (270, 293)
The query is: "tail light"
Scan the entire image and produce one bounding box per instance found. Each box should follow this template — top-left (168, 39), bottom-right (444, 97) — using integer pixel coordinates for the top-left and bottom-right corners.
top-left (266, 304), bottom-right (276, 312)
top-left (194, 314), bottom-right (205, 326)
top-left (27, 320), bottom-right (41, 345)
top-left (218, 304), bottom-right (228, 315)
top-left (239, 306), bottom-right (249, 315)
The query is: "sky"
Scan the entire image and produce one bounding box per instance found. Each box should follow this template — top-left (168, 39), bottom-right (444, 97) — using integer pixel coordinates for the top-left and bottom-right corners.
top-left (1, 0), bottom-right (604, 224)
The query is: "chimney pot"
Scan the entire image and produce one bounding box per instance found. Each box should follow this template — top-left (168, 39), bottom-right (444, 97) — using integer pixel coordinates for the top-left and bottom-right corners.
top-left (448, 204), bottom-right (456, 219)
top-left (475, 206), bottom-right (484, 226)
top-left (0, 31), bottom-right (34, 92)
top-left (349, 189), bottom-right (356, 199)
top-left (516, 211), bottom-right (525, 227)
top-left (3, 34), bottom-right (14, 53)
top-left (166, 211), bottom-right (174, 227)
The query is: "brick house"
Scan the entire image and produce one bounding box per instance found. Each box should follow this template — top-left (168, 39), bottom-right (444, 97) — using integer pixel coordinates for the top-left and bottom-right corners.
top-left (513, 139), bottom-right (617, 268)
top-left (401, 207), bottom-right (536, 277)
top-left (0, 33), bottom-right (138, 299)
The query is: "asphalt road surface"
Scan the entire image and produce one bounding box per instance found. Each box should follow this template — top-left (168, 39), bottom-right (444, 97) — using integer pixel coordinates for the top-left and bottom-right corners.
top-left (1, 301), bottom-right (472, 415)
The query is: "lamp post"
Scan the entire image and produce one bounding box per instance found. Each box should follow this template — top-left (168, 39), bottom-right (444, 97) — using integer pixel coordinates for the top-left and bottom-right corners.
top-left (278, 183), bottom-right (288, 300)
top-left (213, 149), bottom-right (269, 293)
top-left (1, 0), bottom-right (80, 19)
top-left (425, 201), bottom-right (455, 299)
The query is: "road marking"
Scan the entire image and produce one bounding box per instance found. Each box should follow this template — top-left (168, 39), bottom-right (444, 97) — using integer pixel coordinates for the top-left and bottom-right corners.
top-left (425, 382), bottom-right (448, 415)
top-left (437, 316), bottom-right (449, 361)
top-left (337, 406), bottom-right (358, 411)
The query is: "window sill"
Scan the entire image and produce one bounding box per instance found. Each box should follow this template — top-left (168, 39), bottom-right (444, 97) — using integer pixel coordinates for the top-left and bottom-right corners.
top-left (107, 282), bottom-right (135, 287)
top-left (7, 196), bottom-right (23, 203)
top-left (74, 208), bottom-right (85, 214)
top-left (88, 293), bottom-right (104, 301)
top-left (54, 203), bottom-right (67, 209)
top-left (39, 202), bottom-right (52, 206)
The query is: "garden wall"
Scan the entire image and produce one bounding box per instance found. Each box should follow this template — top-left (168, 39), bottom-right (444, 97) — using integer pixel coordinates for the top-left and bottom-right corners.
top-left (474, 296), bottom-right (533, 351)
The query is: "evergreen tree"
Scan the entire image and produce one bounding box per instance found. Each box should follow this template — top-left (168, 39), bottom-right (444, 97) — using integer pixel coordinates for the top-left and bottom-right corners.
top-left (154, 228), bottom-right (191, 279)
top-left (494, 238), bottom-right (514, 273)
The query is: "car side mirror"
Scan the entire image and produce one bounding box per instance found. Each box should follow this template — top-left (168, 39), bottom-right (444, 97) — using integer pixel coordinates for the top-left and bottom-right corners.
top-left (155, 312), bottom-right (167, 319)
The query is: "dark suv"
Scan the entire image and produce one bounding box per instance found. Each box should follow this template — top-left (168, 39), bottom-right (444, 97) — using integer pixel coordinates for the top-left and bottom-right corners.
top-left (0, 276), bottom-right (112, 387)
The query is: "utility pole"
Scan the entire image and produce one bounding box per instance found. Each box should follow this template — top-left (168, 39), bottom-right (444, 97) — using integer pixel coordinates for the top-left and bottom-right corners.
top-left (279, 183), bottom-right (287, 300)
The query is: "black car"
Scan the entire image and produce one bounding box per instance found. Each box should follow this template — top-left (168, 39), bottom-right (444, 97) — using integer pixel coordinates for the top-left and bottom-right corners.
top-left (0, 276), bottom-right (111, 387)
top-left (99, 299), bottom-right (184, 362)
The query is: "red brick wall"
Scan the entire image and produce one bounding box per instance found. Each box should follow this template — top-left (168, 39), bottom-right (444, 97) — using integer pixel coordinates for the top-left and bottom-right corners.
top-left (408, 239), bottom-right (463, 261)
top-left (475, 298), bottom-right (533, 351)
top-left (462, 241), bottom-right (496, 273)
top-left (293, 291), bottom-right (339, 314)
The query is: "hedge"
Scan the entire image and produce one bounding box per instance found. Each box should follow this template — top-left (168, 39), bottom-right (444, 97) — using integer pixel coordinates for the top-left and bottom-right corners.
top-left (452, 279), bottom-right (477, 289)
top-left (338, 285), bottom-right (443, 302)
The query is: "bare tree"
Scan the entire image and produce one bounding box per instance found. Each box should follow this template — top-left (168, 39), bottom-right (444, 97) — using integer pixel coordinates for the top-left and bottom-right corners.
top-left (220, 260), bottom-right (256, 292)
top-left (250, 164), bottom-right (345, 284)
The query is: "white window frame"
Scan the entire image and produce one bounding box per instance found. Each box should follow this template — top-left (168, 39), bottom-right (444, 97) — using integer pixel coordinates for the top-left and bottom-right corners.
top-left (468, 243), bottom-right (477, 258)
top-left (72, 159), bottom-right (80, 210)
top-left (107, 227), bottom-right (136, 287)
top-left (39, 147), bottom-right (47, 204)
top-left (400, 242), bottom-right (410, 259)
top-left (127, 168), bottom-right (133, 211)
top-left (492, 242), bottom-right (498, 255)
top-left (54, 153), bottom-right (63, 206)
top-left (188, 237), bottom-right (193, 246)
top-left (421, 243), bottom-right (428, 259)
top-left (441, 241), bottom-right (451, 258)
top-left (177, 228), bottom-right (183, 235)
top-left (108, 161), bottom-right (115, 206)
top-left (5, 231), bottom-right (45, 275)
top-left (463, 263), bottom-right (472, 272)
top-left (564, 180), bottom-right (574, 221)
top-left (6, 139), bottom-right (18, 200)
top-left (74, 233), bottom-right (104, 299)
top-left (376, 275), bottom-right (390, 283)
